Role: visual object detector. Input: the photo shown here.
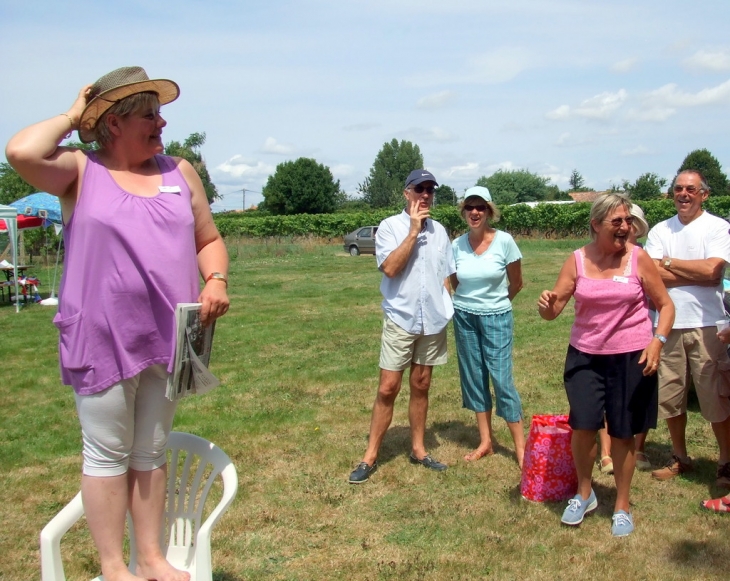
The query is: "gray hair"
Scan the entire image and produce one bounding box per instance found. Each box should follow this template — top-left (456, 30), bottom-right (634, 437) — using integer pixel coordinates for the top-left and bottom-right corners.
top-left (93, 92), bottom-right (160, 147)
top-left (589, 192), bottom-right (632, 240)
top-left (672, 170), bottom-right (710, 193)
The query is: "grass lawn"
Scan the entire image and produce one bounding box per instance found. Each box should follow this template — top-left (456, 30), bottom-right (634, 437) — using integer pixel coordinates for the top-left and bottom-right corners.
top-left (1, 237), bottom-right (729, 581)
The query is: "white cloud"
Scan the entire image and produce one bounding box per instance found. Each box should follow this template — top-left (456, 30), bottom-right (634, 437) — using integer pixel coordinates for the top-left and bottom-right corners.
top-left (443, 162), bottom-right (481, 181)
top-left (546, 105), bottom-right (571, 120)
top-left (574, 89), bottom-right (627, 119)
top-left (682, 49), bottom-right (730, 72)
top-left (645, 80), bottom-right (730, 107)
top-left (261, 137), bottom-right (295, 155)
top-left (215, 155), bottom-right (275, 181)
top-left (547, 90), bottom-right (627, 121)
top-left (329, 164), bottom-right (355, 180)
top-left (611, 57), bottom-right (639, 73)
top-left (416, 90), bottom-right (456, 109)
top-left (556, 132), bottom-right (571, 145)
top-left (628, 79), bottom-right (730, 121)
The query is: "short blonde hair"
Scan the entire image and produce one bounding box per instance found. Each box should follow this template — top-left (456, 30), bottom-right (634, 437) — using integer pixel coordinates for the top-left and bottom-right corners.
top-left (589, 193), bottom-right (631, 240)
top-left (93, 92), bottom-right (160, 147)
top-left (460, 196), bottom-right (501, 223)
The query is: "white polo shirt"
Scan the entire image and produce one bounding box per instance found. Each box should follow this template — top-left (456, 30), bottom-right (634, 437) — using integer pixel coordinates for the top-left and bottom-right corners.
top-left (376, 211), bottom-right (456, 335)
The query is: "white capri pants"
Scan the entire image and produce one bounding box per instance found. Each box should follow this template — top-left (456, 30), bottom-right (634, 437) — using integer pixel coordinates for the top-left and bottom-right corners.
top-left (74, 364), bottom-right (177, 477)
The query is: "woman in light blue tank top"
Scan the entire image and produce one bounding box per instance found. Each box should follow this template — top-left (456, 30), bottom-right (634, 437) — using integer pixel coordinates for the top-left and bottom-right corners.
top-left (6, 66), bottom-right (230, 581)
top-left (450, 186), bottom-right (526, 468)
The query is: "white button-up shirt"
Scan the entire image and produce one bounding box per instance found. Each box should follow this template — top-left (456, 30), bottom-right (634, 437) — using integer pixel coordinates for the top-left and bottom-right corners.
top-left (376, 211), bottom-right (456, 335)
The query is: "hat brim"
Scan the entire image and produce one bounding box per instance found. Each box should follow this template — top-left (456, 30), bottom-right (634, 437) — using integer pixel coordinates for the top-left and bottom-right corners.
top-left (632, 215), bottom-right (649, 238)
top-left (78, 78), bottom-right (180, 143)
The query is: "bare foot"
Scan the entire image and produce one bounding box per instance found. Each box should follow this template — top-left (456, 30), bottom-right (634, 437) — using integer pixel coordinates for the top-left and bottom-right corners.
top-left (136, 556), bottom-right (190, 581)
top-left (464, 447), bottom-right (493, 462)
top-left (100, 563), bottom-right (147, 581)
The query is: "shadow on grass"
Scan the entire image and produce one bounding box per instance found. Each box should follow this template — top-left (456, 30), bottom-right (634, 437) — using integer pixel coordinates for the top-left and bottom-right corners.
top-left (213, 571), bottom-right (246, 581)
top-left (666, 538), bottom-right (730, 576)
top-left (376, 425), bottom-right (444, 467)
top-left (432, 419), bottom-right (520, 464)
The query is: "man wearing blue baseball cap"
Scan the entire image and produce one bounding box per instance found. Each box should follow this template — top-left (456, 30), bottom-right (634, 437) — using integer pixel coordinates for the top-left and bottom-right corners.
top-left (349, 169), bottom-right (456, 483)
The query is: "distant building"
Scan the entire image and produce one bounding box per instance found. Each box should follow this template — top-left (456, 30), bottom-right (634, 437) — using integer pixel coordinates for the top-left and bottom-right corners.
top-left (568, 191), bottom-right (606, 203)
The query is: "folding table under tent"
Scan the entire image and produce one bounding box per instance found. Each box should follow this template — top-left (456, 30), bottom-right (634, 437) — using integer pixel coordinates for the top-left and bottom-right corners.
top-left (0, 204), bottom-right (21, 313)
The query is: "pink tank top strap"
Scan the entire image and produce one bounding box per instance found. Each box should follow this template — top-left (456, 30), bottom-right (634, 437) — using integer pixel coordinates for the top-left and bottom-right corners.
top-left (573, 249), bottom-right (584, 277)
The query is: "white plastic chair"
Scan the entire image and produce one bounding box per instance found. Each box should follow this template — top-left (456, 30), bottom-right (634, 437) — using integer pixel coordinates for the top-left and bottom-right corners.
top-left (40, 431), bottom-right (238, 581)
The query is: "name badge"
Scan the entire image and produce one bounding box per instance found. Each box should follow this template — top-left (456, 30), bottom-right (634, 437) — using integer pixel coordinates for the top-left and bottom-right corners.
top-left (158, 186), bottom-right (181, 194)
top-left (613, 276), bottom-right (629, 284)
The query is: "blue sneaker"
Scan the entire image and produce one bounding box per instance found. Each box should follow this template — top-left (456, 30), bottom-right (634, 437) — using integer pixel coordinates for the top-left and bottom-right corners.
top-left (611, 510), bottom-right (634, 537)
top-left (561, 489), bottom-right (598, 525)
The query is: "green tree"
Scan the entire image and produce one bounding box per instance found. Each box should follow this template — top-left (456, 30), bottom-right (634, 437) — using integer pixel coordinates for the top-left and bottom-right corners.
top-left (435, 184), bottom-right (457, 206)
top-left (623, 172), bottom-right (667, 200)
top-left (0, 162), bottom-right (37, 205)
top-left (261, 157), bottom-right (341, 215)
top-left (476, 169), bottom-right (552, 206)
top-left (568, 169), bottom-right (585, 191)
top-left (676, 148), bottom-right (729, 196)
top-left (359, 139), bottom-right (424, 208)
top-left (164, 132), bottom-right (220, 203)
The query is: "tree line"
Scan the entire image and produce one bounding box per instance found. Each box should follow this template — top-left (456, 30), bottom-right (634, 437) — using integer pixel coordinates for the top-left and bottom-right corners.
top-left (256, 143), bottom-right (729, 215)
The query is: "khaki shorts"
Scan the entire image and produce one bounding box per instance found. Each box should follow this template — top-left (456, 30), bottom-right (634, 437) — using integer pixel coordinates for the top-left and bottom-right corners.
top-left (657, 327), bottom-right (730, 423)
top-left (379, 316), bottom-right (448, 372)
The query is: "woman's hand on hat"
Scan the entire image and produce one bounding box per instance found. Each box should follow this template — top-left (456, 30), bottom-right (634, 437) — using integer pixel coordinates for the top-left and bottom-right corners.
top-left (65, 84), bottom-right (93, 129)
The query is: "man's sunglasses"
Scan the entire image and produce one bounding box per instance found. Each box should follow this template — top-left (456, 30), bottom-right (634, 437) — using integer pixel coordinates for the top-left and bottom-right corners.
top-left (410, 185), bottom-right (436, 194)
top-left (673, 185), bottom-right (701, 194)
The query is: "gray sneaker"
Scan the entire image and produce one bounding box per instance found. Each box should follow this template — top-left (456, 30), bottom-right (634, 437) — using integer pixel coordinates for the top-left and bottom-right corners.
top-left (349, 461), bottom-right (377, 484)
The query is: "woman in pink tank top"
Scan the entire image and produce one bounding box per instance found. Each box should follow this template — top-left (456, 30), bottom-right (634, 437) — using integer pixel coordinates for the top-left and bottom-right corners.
top-left (537, 193), bottom-right (674, 538)
top-left (6, 67), bottom-right (229, 581)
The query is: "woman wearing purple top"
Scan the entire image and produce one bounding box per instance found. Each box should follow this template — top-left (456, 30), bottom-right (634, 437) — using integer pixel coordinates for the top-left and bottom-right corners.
top-left (6, 67), bottom-right (229, 581)
top-left (538, 193), bottom-right (674, 537)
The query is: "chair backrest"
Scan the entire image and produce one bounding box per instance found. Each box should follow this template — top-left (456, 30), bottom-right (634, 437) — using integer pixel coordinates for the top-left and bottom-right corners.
top-left (41, 431), bottom-right (238, 581)
top-left (129, 432), bottom-right (239, 577)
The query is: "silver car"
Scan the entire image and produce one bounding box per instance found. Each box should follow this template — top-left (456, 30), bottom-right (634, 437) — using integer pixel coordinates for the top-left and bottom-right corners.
top-left (343, 226), bottom-right (378, 256)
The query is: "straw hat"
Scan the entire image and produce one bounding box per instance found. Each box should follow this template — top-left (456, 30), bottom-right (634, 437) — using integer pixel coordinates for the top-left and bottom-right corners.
top-left (78, 66), bottom-right (179, 143)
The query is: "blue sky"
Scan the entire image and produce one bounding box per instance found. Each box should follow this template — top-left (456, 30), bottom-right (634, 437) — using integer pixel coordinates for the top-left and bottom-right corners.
top-left (2, 0), bottom-right (730, 211)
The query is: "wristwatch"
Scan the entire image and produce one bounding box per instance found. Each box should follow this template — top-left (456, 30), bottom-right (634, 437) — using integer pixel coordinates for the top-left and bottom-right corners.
top-left (653, 333), bottom-right (667, 344)
top-left (663, 257), bottom-right (672, 269)
top-left (205, 272), bottom-right (228, 287)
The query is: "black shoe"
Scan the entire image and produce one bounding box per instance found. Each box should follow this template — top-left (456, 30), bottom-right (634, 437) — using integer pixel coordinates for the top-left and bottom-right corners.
top-left (349, 461), bottom-right (378, 484)
top-left (409, 454), bottom-right (447, 472)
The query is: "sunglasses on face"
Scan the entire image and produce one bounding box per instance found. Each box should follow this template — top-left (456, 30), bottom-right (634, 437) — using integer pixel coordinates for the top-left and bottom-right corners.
top-left (410, 185), bottom-right (435, 194)
top-left (673, 185), bottom-right (701, 194)
top-left (464, 204), bottom-right (487, 212)
top-left (605, 216), bottom-right (634, 227)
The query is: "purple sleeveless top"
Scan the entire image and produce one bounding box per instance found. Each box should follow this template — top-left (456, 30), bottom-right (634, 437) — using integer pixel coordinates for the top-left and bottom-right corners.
top-left (569, 246), bottom-right (652, 355)
top-left (53, 153), bottom-right (200, 395)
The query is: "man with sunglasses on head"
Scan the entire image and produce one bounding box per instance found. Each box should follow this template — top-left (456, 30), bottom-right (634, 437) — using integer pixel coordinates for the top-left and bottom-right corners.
top-left (644, 170), bottom-right (730, 489)
top-left (349, 169), bottom-right (456, 484)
